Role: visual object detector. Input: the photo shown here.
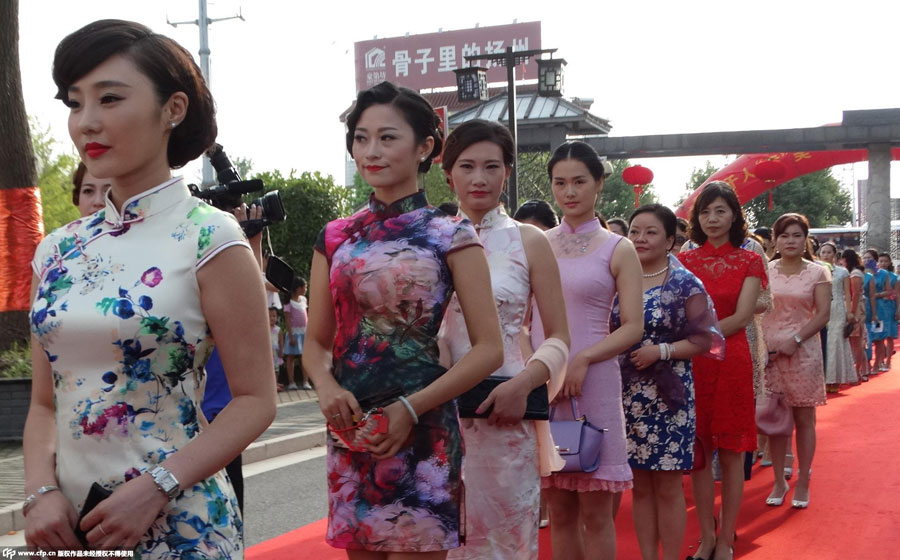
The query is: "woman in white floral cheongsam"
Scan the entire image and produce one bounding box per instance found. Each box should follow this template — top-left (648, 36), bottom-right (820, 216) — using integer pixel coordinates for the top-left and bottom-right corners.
top-left (25, 20), bottom-right (275, 557)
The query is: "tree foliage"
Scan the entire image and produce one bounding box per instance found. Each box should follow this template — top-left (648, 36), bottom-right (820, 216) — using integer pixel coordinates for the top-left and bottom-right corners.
top-left (675, 160), bottom-right (721, 208)
top-left (349, 166), bottom-right (454, 211)
top-left (600, 159), bottom-right (658, 220)
top-left (31, 119), bottom-right (80, 233)
top-left (743, 169), bottom-right (852, 229)
top-left (254, 169), bottom-right (350, 281)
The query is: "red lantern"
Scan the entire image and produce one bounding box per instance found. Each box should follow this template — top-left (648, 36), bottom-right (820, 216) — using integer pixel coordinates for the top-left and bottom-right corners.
top-left (622, 165), bottom-right (654, 208)
top-left (753, 159), bottom-right (786, 183)
top-left (754, 159), bottom-right (785, 211)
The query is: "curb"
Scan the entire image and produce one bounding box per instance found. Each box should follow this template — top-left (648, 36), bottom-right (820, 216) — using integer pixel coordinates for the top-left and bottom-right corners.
top-left (0, 427), bottom-right (326, 536)
top-left (242, 427), bottom-right (326, 465)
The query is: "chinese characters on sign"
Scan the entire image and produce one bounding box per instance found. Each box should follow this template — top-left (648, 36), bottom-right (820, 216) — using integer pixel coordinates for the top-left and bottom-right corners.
top-left (355, 21), bottom-right (541, 92)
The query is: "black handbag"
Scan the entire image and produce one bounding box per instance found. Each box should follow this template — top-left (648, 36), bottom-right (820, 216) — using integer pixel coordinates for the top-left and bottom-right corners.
top-left (457, 375), bottom-right (550, 420)
top-left (843, 322), bottom-right (854, 338)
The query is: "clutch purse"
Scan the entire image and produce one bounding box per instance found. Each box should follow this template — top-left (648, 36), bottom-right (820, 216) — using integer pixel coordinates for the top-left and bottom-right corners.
top-left (74, 482), bottom-right (113, 548)
top-left (549, 397), bottom-right (607, 472)
top-left (457, 375), bottom-right (550, 420)
top-left (843, 322), bottom-right (854, 338)
top-left (756, 392), bottom-right (794, 437)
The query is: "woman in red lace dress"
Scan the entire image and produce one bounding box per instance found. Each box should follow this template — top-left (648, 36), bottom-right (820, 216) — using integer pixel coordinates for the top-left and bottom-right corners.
top-left (679, 182), bottom-right (766, 560)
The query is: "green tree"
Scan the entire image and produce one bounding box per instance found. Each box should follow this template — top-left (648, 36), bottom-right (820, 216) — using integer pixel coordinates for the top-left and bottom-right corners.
top-left (743, 169), bottom-right (852, 229)
top-left (349, 166), bottom-right (454, 211)
top-left (675, 160), bottom-right (721, 208)
top-left (600, 159), bottom-right (658, 220)
top-left (31, 119), bottom-right (79, 233)
top-left (254, 169), bottom-right (350, 281)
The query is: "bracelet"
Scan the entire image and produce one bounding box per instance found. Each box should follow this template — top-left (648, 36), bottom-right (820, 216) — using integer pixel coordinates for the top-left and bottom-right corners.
top-left (398, 396), bottom-right (418, 425)
top-left (22, 485), bottom-right (60, 515)
top-left (658, 344), bottom-right (667, 361)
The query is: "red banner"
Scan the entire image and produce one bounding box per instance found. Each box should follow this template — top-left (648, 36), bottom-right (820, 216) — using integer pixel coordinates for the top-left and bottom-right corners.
top-left (0, 186), bottom-right (44, 312)
top-left (354, 22), bottom-right (541, 92)
top-left (675, 148), bottom-right (900, 218)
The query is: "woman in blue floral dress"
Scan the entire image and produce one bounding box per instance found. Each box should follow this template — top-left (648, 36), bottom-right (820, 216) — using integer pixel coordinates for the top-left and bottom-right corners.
top-left (303, 82), bottom-right (503, 557)
top-left (25, 20), bottom-right (276, 556)
top-left (611, 204), bottom-right (723, 560)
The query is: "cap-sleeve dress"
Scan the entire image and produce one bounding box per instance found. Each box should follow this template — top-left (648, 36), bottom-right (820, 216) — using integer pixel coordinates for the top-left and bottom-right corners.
top-left (762, 261), bottom-right (830, 406)
top-left (679, 243), bottom-right (767, 453)
top-left (610, 265), bottom-right (710, 471)
top-left (442, 206), bottom-right (541, 559)
top-left (30, 177), bottom-right (248, 559)
top-left (314, 190), bottom-right (481, 552)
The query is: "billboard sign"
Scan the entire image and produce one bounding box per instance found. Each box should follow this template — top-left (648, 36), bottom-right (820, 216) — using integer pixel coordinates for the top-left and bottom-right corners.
top-left (354, 22), bottom-right (541, 92)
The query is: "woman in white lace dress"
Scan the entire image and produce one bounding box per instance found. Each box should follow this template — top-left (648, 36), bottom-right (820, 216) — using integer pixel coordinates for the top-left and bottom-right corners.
top-left (440, 120), bottom-right (570, 559)
top-left (819, 242), bottom-right (856, 391)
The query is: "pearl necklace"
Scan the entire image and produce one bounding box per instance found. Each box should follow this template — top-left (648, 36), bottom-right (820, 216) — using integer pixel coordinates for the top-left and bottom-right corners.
top-left (643, 265), bottom-right (669, 278)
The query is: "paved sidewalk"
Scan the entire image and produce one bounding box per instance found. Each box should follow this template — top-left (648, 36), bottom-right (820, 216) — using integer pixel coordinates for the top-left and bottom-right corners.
top-left (0, 388), bottom-right (322, 535)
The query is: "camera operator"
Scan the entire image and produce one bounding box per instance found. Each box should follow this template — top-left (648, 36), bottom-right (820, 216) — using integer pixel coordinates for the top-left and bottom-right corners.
top-left (200, 202), bottom-right (266, 515)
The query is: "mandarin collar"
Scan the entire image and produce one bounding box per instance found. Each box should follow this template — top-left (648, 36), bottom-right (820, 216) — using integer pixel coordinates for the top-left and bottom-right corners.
top-left (560, 217), bottom-right (601, 235)
top-left (700, 240), bottom-right (740, 257)
top-left (460, 205), bottom-right (508, 233)
top-left (368, 190), bottom-right (428, 218)
top-left (103, 177), bottom-right (188, 227)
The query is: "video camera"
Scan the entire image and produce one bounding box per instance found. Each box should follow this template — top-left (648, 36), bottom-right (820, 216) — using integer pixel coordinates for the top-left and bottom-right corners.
top-left (190, 144), bottom-right (286, 237)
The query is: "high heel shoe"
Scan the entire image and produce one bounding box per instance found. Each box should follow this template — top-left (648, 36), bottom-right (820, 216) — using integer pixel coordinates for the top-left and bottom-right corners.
top-left (792, 471), bottom-right (811, 508)
top-left (792, 491), bottom-right (810, 509)
top-left (784, 466), bottom-right (793, 479)
top-left (766, 482), bottom-right (790, 506)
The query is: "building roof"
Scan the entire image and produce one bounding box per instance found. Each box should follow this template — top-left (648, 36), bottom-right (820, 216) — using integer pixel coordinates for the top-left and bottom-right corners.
top-left (448, 90), bottom-right (611, 136)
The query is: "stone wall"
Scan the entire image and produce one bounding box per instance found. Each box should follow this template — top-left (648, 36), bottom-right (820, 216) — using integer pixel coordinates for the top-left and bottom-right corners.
top-left (0, 379), bottom-right (31, 441)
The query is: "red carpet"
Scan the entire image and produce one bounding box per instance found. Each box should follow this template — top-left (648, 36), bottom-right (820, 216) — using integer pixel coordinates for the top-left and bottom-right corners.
top-left (248, 369), bottom-right (900, 559)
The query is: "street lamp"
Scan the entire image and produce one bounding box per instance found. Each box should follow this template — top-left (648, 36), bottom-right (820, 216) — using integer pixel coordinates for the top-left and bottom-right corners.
top-left (536, 57), bottom-right (567, 97)
top-left (457, 47), bottom-right (559, 213)
top-left (453, 66), bottom-right (489, 102)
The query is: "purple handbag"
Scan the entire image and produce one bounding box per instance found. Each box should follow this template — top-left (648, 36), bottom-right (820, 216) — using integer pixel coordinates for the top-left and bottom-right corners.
top-left (549, 398), bottom-right (607, 473)
top-left (756, 392), bottom-right (794, 437)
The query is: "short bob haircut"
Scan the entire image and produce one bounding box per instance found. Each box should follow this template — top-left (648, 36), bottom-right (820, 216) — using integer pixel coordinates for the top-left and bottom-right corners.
top-left (547, 141), bottom-right (608, 182)
top-left (345, 81), bottom-right (443, 174)
top-left (71, 161), bottom-right (87, 206)
top-left (688, 181), bottom-right (748, 248)
top-left (513, 199), bottom-right (559, 230)
top-left (630, 203), bottom-right (677, 237)
top-left (630, 203), bottom-right (677, 251)
top-left (53, 19), bottom-right (217, 169)
top-left (441, 119), bottom-right (514, 172)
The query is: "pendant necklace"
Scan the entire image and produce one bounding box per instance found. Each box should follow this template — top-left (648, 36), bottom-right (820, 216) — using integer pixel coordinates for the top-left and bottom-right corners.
top-left (643, 265), bottom-right (669, 278)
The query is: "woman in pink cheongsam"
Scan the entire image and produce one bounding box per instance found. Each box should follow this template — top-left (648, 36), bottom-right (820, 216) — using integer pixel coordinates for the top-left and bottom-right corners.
top-left (761, 213), bottom-right (831, 510)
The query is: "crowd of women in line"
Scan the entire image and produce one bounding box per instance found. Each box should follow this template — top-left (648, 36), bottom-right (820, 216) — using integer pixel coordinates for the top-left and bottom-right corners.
top-left (23, 17), bottom-right (892, 560)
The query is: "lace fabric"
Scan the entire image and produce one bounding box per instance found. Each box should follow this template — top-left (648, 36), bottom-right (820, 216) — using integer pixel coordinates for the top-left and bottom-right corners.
top-left (680, 243), bottom-right (767, 453)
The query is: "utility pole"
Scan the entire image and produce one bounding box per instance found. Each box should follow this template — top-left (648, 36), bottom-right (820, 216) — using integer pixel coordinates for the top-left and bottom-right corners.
top-left (168, 0), bottom-right (244, 187)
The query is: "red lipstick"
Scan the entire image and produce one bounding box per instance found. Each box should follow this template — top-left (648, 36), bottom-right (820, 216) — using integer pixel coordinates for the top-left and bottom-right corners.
top-left (85, 142), bottom-right (109, 158)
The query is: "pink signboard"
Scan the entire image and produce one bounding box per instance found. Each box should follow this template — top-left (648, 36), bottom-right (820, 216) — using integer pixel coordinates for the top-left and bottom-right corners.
top-left (354, 22), bottom-right (541, 92)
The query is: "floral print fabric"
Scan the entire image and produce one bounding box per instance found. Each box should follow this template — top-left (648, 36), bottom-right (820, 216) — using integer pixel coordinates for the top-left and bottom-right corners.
top-left (315, 190), bottom-right (481, 552)
top-left (442, 206), bottom-right (540, 559)
top-left (30, 177), bottom-right (247, 558)
top-left (611, 265), bottom-right (709, 471)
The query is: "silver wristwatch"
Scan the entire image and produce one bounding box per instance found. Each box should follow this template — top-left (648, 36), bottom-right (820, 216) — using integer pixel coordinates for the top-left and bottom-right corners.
top-left (149, 466), bottom-right (180, 500)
